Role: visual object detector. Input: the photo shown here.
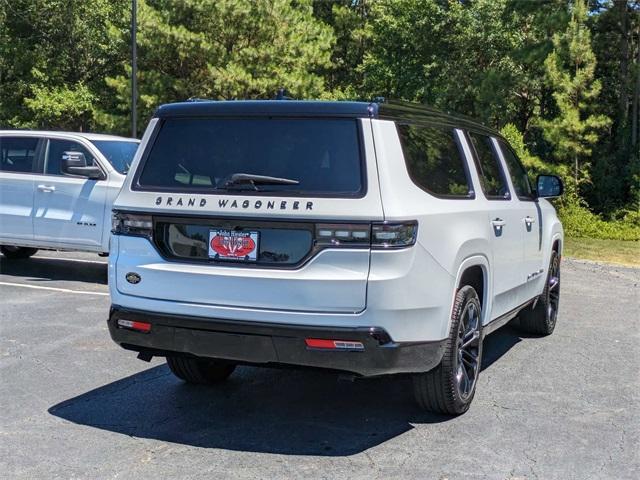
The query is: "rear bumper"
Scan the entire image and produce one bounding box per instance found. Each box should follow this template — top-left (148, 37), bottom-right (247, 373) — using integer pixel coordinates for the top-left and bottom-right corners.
top-left (108, 306), bottom-right (446, 377)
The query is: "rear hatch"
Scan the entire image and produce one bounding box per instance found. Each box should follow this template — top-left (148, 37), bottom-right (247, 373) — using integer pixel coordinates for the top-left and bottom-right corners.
top-left (114, 111), bottom-right (384, 313)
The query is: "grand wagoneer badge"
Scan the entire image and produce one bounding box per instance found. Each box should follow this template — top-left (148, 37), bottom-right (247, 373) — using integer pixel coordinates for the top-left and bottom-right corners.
top-left (154, 196), bottom-right (313, 211)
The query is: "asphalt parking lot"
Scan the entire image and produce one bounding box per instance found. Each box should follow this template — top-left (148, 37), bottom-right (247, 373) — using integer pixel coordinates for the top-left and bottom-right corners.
top-left (0, 251), bottom-right (638, 479)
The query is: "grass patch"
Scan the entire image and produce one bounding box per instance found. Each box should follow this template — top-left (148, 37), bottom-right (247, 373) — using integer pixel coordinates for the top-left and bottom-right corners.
top-left (557, 202), bottom-right (640, 241)
top-left (564, 237), bottom-right (640, 267)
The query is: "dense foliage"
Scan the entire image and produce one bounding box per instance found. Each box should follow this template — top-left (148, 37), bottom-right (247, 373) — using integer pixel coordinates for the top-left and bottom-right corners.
top-left (0, 0), bottom-right (638, 238)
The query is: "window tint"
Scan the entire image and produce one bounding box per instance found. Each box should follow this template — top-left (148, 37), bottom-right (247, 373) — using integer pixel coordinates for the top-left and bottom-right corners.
top-left (397, 124), bottom-right (472, 198)
top-left (90, 140), bottom-right (139, 174)
top-left (0, 137), bottom-right (38, 173)
top-left (46, 139), bottom-right (97, 175)
top-left (468, 133), bottom-right (510, 200)
top-left (497, 140), bottom-right (534, 200)
top-left (137, 118), bottom-right (363, 196)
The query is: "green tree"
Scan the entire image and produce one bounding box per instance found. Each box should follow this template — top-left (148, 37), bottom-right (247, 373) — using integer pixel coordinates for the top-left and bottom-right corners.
top-left (539, 0), bottom-right (611, 191)
top-left (312, 0), bottom-right (371, 98)
top-left (357, 0), bottom-right (536, 127)
top-left (502, 0), bottom-right (569, 134)
top-left (0, 0), bottom-right (128, 130)
top-left (500, 123), bottom-right (550, 177)
top-left (358, 0), bottom-right (454, 104)
top-left (102, 0), bottom-right (335, 135)
top-left (587, 0), bottom-right (640, 214)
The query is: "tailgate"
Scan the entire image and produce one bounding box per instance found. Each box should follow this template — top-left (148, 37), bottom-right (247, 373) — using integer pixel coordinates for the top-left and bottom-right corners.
top-left (113, 116), bottom-right (383, 313)
top-left (115, 233), bottom-right (370, 313)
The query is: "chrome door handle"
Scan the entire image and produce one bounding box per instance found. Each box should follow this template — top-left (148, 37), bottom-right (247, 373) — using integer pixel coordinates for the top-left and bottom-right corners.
top-left (37, 184), bottom-right (55, 192)
top-left (524, 216), bottom-right (536, 225)
top-left (491, 218), bottom-right (506, 227)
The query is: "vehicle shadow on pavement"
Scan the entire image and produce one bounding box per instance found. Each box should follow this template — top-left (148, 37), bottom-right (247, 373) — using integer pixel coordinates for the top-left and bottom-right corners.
top-left (0, 257), bottom-right (107, 285)
top-left (48, 327), bottom-right (525, 456)
top-left (481, 323), bottom-right (531, 370)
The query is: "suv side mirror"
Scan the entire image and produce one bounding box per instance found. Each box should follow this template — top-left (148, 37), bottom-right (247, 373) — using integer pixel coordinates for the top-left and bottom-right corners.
top-left (536, 174), bottom-right (563, 198)
top-left (61, 151), bottom-right (104, 180)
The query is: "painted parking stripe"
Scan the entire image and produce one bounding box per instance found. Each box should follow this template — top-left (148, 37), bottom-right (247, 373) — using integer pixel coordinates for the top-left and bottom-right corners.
top-left (0, 281), bottom-right (108, 296)
top-left (33, 255), bottom-right (107, 265)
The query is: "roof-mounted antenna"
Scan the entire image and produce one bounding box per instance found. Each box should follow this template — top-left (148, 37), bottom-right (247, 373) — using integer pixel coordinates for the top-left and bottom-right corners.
top-left (275, 88), bottom-right (294, 100)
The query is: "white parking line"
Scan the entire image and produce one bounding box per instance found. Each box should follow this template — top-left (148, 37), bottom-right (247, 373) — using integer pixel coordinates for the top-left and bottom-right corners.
top-left (0, 281), bottom-right (108, 296)
top-left (33, 255), bottom-right (107, 265)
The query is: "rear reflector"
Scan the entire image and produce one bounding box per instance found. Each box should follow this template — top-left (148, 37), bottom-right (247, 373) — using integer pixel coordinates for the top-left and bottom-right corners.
top-left (305, 338), bottom-right (364, 351)
top-left (117, 319), bottom-right (151, 333)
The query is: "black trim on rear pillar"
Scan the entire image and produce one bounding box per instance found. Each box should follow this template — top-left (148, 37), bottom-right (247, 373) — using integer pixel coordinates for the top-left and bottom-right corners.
top-left (108, 306), bottom-right (446, 377)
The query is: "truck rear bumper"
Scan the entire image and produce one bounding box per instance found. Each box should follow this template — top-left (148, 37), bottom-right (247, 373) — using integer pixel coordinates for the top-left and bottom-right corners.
top-left (108, 305), bottom-right (446, 377)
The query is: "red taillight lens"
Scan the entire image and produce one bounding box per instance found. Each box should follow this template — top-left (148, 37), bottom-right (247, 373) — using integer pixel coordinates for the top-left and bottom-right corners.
top-left (305, 338), bottom-right (365, 351)
top-left (117, 319), bottom-right (152, 333)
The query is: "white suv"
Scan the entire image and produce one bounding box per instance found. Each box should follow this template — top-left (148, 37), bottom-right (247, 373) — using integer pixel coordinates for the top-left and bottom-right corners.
top-left (108, 100), bottom-right (563, 415)
top-left (0, 131), bottom-right (139, 258)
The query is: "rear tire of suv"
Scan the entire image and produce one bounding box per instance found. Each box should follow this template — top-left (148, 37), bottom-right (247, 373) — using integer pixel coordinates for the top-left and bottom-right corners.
top-left (517, 250), bottom-right (560, 336)
top-left (0, 246), bottom-right (38, 259)
top-left (413, 285), bottom-right (483, 415)
top-left (166, 356), bottom-right (236, 384)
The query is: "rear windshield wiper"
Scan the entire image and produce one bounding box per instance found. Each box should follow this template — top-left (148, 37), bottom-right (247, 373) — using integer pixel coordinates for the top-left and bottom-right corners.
top-left (221, 173), bottom-right (300, 191)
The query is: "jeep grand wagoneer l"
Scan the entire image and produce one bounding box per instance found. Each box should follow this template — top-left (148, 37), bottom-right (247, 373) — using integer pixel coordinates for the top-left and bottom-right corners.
top-left (108, 100), bottom-right (563, 415)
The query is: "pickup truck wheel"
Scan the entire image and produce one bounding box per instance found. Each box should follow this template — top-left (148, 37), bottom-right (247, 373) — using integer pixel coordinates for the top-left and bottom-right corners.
top-left (413, 285), bottom-right (483, 415)
top-left (0, 246), bottom-right (38, 259)
top-left (518, 250), bottom-right (560, 336)
top-left (166, 356), bottom-right (236, 384)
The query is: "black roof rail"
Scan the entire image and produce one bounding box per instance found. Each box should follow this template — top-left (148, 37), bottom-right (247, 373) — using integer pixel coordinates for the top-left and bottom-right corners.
top-left (377, 99), bottom-right (498, 136)
top-left (153, 98), bottom-right (500, 137)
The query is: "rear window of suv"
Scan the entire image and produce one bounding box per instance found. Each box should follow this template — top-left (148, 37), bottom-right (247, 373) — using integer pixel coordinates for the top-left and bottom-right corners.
top-left (136, 118), bottom-right (364, 196)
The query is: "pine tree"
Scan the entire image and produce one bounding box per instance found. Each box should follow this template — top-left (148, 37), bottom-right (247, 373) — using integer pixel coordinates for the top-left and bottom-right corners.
top-left (540, 0), bottom-right (611, 190)
top-left (100, 0), bottom-right (334, 135)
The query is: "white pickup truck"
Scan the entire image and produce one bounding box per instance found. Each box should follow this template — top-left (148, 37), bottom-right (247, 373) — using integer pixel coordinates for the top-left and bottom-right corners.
top-left (0, 130), bottom-right (139, 258)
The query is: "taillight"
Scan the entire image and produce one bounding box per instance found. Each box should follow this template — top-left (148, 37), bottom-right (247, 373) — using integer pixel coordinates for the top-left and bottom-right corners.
top-left (112, 211), bottom-right (153, 238)
top-left (314, 221), bottom-right (417, 249)
top-left (315, 224), bottom-right (371, 247)
top-left (371, 222), bottom-right (418, 248)
top-left (305, 338), bottom-right (365, 351)
top-left (117, 319), bottom-right (151, 333)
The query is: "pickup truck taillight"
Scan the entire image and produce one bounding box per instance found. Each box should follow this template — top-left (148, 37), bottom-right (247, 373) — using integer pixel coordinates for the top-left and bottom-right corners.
top-left (112, 212), bottom-right (153, 238)
top-left (315, 221), bottom-right (417, 249)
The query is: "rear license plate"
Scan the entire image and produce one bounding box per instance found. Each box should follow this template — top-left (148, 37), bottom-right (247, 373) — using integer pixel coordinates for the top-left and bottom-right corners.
top-left (208, 229), bottom-right (259, 261)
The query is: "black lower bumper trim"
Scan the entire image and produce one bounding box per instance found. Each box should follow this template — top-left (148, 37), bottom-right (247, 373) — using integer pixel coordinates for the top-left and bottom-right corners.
top-left (108, 305), bottom-right (445, 377)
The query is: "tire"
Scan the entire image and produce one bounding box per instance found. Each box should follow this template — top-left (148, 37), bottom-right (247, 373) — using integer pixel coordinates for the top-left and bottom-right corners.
top-left (517, 250), bottom-right (561, 336)
top-left (0, 246), bottom-right (38, 259)
top-left (166, 356), bottom-right (236, 384)
top-left (413, 285), bottom-right (483, 415)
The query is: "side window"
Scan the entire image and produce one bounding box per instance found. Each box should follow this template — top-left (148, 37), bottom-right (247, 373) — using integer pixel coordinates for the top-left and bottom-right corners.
top-left (0, 137), bottom-right (39, 173)
top-left (397, 124), bottom-right (473, 198)
top-left (497, 140), bottom-right (534, 200)
top-left (45, 139), bottom-right (97, 176)
top-left (468, 132), bottom-right (510, 200)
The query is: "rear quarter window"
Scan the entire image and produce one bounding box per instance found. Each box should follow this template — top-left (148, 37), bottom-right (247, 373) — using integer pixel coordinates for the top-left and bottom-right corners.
top-left (467, 132), bottom-right (510, 200)
top-left (135, 118), bottom-right (365, 197)
top-left (397, 124), bottom-right (473, 198)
